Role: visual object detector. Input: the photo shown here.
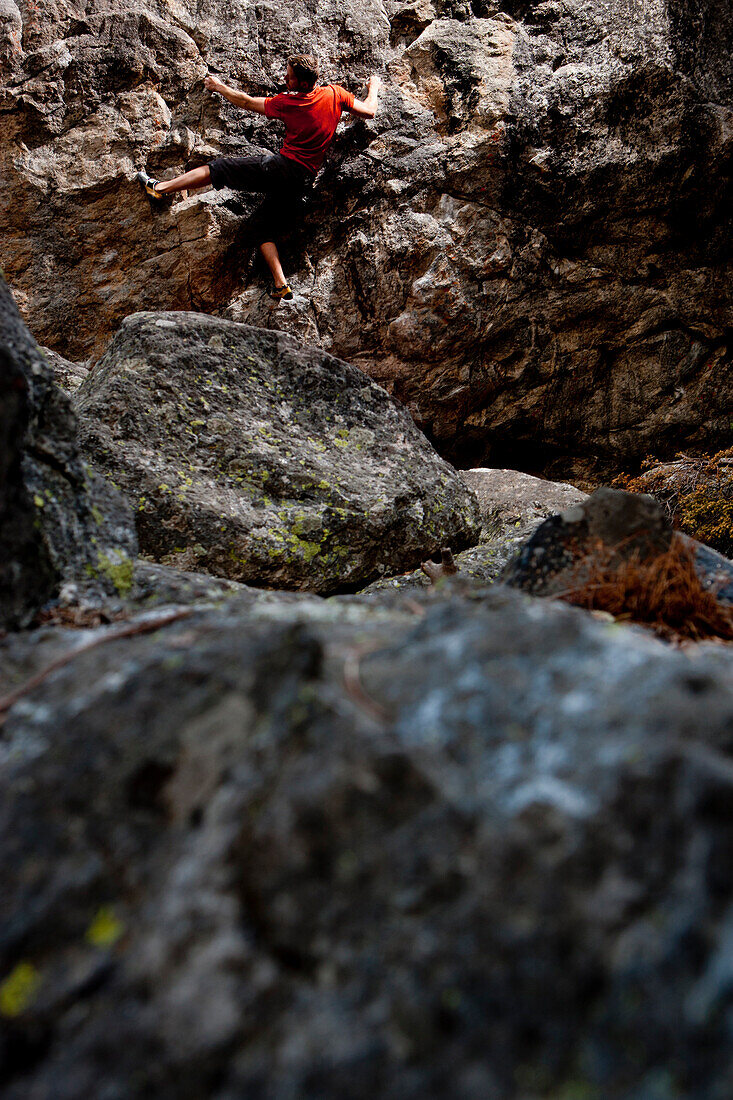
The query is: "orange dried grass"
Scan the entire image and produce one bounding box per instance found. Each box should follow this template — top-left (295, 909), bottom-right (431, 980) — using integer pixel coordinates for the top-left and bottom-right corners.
top-left (558, 534), bottom-right (733, 644)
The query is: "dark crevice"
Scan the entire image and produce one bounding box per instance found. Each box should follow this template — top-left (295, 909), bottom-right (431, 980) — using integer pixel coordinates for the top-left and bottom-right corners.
top-left (126, 759), bottom-right (176, 816)
top-left (25, 443), bottom-right (83, 489)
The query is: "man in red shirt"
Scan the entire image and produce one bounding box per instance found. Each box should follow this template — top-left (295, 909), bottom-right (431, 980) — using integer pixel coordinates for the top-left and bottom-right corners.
top-left (137, 55), bottom-right (380, 301)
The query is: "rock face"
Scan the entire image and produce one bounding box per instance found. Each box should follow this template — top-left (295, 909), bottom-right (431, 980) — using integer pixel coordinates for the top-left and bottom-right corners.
top-left (4, 583), bottom-right (733, 1096)
top-left (0, 277), bottom-right (137, 627)
top-left (2, 0), bottom-right (731, 476)
top-left (74, 311), bottom-right (480, 592)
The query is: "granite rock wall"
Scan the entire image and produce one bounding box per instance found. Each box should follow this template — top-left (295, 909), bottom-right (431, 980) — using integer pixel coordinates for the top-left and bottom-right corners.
top-left (2, 0), bottom-right (731, 475)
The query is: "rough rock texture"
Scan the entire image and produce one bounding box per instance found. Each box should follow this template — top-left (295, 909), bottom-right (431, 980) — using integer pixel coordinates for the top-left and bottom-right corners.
top-left (74, 311), bottom-right (480, 592)
top-left (503, 484), bottom-right (733, 603)
top-left (0, 277), bottom-right (137, 627)
top-left (361, 540), bottom-right (510, 594)
top-left (43, 346), bottom-right (90, 394)
top-left (2, 0), bottom-right (731, 476)
top-left (3, 583), bottom-right (733, 1097)
top-left (460, 467), bottom-right (587, 541)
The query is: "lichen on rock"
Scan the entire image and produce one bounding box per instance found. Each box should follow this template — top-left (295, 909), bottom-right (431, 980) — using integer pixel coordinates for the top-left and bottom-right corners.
top-left (4, 579), bottom-right (733, 1095)
top-left (74, 311), bottom-right (481, 593)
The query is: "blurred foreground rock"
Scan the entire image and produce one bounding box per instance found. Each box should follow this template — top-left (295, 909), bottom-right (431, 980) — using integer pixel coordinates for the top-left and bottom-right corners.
top-left (3, 581), bottom-right (733, 1096)
top-left (0, 277), bottom-right (136, 628)
top-left (74, 311), bottom-right (480, 593)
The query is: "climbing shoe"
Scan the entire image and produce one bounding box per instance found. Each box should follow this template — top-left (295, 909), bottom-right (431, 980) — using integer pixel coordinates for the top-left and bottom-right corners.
top-left (268, 284), bottom-right (294, 302)
top-left (136, 170), bottom-right (166, 199)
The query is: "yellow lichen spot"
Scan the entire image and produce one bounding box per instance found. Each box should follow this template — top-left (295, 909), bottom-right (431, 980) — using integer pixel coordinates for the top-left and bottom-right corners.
top-left (96, 551), bottom-right (133, 596)
top-left (33, 493), bottom-right (45, 508)
top-left (86, 906), bottom-right (125, 949)
top-left (0, 962), bottom-right (41, 1018)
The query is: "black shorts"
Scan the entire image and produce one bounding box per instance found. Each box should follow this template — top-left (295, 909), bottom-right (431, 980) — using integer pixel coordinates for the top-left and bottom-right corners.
top-left (208, 152), bottom-right (313, 244)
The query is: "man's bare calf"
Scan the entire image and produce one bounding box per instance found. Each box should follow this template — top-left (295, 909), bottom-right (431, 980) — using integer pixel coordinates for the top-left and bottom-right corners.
top-left (154, 165), bottom-right (211, 194)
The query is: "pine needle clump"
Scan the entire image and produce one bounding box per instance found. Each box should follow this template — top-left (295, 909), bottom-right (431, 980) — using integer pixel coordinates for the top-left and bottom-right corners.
top-left (559, 534), bottom-right (733, 645)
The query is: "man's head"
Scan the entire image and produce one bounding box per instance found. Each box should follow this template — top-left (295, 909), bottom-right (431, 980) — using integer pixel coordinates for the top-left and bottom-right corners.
top-left (286, 53), bottom-right (319, 92)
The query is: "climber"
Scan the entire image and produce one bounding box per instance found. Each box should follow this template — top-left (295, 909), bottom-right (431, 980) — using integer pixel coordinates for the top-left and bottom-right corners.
top-left (137, 54), bottom-right (381, 302)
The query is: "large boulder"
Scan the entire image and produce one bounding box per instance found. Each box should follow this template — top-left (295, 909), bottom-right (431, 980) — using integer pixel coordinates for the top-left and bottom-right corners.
top-left (3, 583), bottom-right (733, 1095)
top-left (460, 467), bottom-right (587, 542)
top-left (363, 467), bottom-right (587, 593)
top-left (0, 277), bottom-right (136, 628)
top-left (2, 0), bottom-right (730, 476)
top-left (74, 311), bottom-right (480, 592)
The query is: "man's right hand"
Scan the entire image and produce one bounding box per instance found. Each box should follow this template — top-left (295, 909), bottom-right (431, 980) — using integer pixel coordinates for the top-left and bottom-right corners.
top-left (203, 75), bottom-right (267, 115)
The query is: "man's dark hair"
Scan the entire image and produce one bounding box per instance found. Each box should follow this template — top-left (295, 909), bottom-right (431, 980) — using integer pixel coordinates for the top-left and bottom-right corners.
top-left (288, 53), bottom-right (319, 90)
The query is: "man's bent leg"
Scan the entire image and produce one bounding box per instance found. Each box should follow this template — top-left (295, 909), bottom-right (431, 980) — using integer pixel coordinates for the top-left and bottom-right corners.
top-left (155, 165), bottom-right (211, 194)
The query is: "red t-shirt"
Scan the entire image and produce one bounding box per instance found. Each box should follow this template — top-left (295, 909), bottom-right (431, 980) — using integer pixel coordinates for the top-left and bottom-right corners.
top-left (264, 84), bottom-right (355, 175)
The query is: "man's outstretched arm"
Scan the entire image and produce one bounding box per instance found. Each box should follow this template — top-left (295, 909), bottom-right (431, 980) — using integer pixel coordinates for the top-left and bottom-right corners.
top-left (348, 75), bottom-right (381, 119)
top-left (204, 74), bottom-right (267, 114)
